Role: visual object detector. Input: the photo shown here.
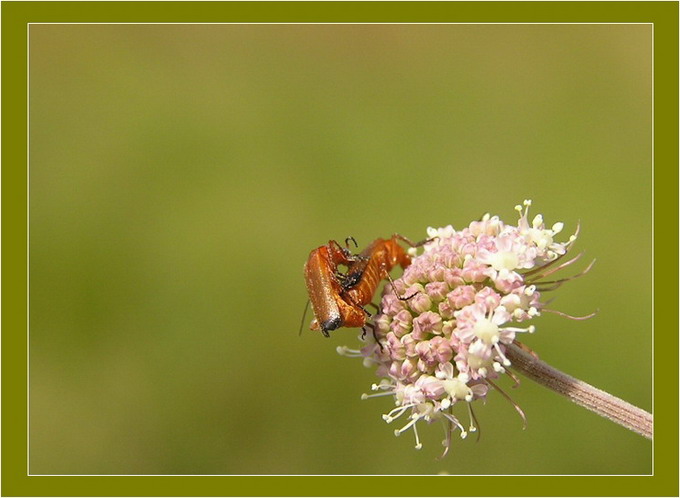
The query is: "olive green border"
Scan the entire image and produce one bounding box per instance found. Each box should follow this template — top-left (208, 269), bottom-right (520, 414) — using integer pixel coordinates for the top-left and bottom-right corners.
top-left (2, 1), bottom-right (677, 496)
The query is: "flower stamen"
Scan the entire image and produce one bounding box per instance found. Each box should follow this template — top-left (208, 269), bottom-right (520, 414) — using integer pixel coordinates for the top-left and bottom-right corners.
top-left (492, 343), bottom-right (511, 367)
top-left (361, 391), bottom-right (395, 400)
top-left (412, 421), bottom-right (423, 450)
top-left (393, 411), bottom-right (423, 440)
top-left (442, 412), bottom-right (468, 439)
top-left (336, 346), bottom-right (363, 357)
top-left (467, 402), bottom-right (481, 442)
top-left (383, 403), bottom-right (415, 423)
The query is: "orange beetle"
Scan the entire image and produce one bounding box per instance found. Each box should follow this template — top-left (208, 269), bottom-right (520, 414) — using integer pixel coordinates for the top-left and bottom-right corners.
top-left (303, 240), bottom-right (365, 337)
top-left (303, 235), bottom-right (428, 337)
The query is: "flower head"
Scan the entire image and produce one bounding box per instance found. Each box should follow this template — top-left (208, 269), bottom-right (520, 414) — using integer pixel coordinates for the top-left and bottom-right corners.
top-left (340, 200), bottom-right (589, 456)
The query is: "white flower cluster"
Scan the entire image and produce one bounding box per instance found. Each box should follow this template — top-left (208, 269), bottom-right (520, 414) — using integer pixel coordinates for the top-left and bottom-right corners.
top-left (340, 201), bottom-right (582, 455)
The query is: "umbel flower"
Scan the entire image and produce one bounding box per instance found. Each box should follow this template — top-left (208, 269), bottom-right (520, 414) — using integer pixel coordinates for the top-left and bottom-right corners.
top-left (338, 200), bottom-right (595, 456)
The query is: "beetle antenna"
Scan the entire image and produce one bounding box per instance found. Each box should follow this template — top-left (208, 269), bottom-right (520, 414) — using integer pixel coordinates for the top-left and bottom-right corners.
top-left (298, 300), bottom-right (311, 336)
top-left (345, 236), bottom-right (358, 249)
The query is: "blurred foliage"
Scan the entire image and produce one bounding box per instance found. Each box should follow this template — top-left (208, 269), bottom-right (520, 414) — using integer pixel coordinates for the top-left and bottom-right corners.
top-left (29, 24), bottom-right (651, 475)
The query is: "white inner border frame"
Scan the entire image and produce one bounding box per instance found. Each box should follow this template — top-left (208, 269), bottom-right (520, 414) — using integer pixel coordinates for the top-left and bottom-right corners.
top-left (25, 21), bottom-right (655, 477)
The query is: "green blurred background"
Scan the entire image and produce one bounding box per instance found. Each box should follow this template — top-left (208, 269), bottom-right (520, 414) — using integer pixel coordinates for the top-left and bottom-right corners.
top-left (29, 24), bottom-right (651, 475)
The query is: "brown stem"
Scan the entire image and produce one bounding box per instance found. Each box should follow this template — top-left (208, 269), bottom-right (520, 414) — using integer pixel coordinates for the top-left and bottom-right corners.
top-left (505, 343), bottom-right (652, 439)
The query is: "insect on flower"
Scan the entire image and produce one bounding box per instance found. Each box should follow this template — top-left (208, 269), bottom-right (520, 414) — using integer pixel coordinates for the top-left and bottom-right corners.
top-left (302, 235), bottom-right (430, 337)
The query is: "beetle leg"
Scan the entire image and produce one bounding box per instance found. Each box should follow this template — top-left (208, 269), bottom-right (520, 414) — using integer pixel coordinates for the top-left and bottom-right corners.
top-left (367, 302), bottom-right (380, 312)
top-left (361, 322), bottom-right (383, 351)
top-left (392, 233), bottom-right (436, 248)
top-left (384, 271), bottom-right (419, 301)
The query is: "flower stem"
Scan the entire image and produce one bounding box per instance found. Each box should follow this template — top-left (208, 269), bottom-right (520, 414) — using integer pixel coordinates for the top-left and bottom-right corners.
top-left (505, 342), bottom-right (652, 439)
